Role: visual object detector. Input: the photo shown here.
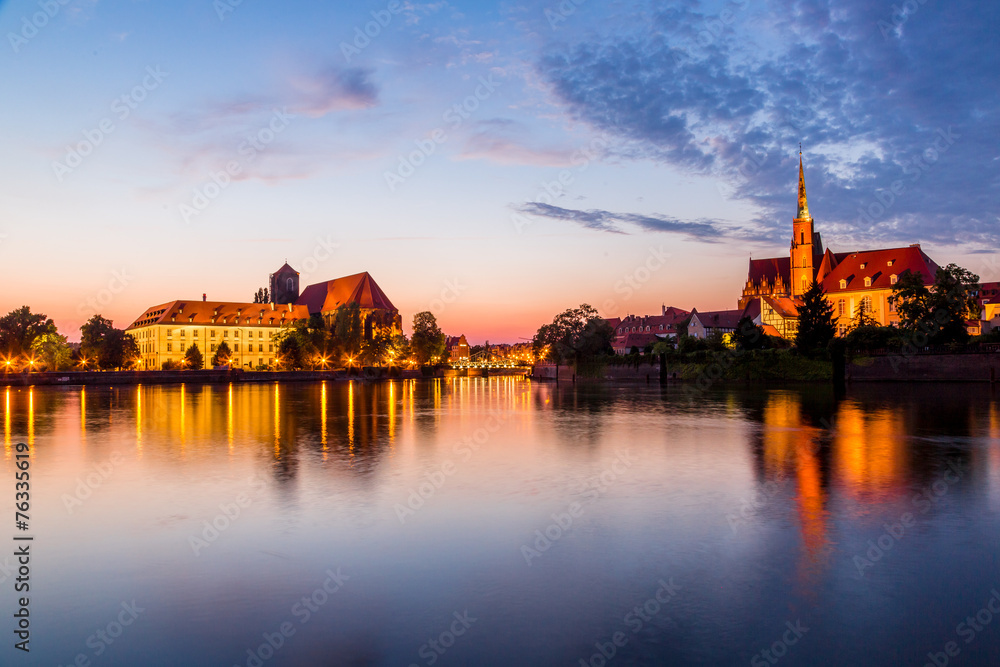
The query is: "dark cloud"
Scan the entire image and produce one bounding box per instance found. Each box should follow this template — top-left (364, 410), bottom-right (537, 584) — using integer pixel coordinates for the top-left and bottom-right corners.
top-left (534, 0), bottom-right (1000, 248)
top-left (515, 202), bottom-right (772, 243)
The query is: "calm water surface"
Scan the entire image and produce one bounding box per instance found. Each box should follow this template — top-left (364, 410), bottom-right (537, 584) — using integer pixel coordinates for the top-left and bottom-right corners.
top-left (3, 378), bottom-right (1000, 666)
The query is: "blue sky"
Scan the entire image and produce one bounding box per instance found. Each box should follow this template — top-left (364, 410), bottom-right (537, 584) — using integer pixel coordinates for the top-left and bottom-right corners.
top-left (0, 0), bottom-right (997, 342)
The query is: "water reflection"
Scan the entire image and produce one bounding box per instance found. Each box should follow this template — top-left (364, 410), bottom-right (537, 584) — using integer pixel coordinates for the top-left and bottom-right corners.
top-left (1, 379), bottom-right (999, 665)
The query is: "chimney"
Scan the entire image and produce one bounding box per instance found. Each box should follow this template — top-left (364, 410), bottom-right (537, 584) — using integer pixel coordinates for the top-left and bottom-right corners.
top-left (662, 304), bottom-right (666, 316)
top-left (203, 293), bottom-right (207, 301)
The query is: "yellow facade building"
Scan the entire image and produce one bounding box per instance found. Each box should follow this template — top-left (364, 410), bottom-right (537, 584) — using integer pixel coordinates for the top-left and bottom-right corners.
top-left (743, 153), bottom-right (940, 338)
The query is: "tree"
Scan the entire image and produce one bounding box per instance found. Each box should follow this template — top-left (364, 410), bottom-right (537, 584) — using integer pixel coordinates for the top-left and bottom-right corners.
top-left (795, 281), bottom-right (836, 353)
top-left (253, 287), bottom-right (270, 303)
top-left (410, 311), bottom-right (446, 365)
top-left (362, 329), bottom-right (392, 366)
top-left (890, 264), bottom-right (979, 345)
top-left (211, 341), bottom-right (233, 367)
top-left (80, 315), bottom-right (116, 362)
top-left (0, 306), bottom-right (57, 357)
top-left (734, 316), bottom-right (770, 351)
top-left (390, 334), bottom-right (410, 364)
top-left (332, 303), bottom-right (363, 362)
top-left (30, 332), bottom-right (71, 370)
top-left (848, 298), bottom-right (879, 333)
top-left (532, 304), bottom-right (614, 364)
top-left (276, 336), bottom-right (302, 369)
top-left (184, 343), bottom-right (204, 370)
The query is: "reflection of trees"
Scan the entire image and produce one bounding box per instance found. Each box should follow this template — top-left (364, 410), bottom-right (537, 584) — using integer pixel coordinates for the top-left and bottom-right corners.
top-left (2, 386), bottom-right (76, 445)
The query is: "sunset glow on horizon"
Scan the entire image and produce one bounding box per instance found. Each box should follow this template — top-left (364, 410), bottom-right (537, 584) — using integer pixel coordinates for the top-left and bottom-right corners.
top-left (1, 0), bottom-right (996, 343)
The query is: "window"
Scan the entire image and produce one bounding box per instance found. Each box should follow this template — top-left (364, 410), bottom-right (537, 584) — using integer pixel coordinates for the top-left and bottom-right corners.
top-left (211, 330), bottom-right (216, 338)
top-left (234, 344), bottom-right (239, 352)
top-left (838, 324), bottom-right (846, 337)
top-left (268, 344), bottom-right (273, 352)
top-left (224, 330), bottom-right (229, 338)
top-left (889, 299), bottom-right (896, 313)
top-left (800, 231), bottom-right (804, 244)
top-left (890, 274), bottom-right (898, 285)
top-left (838, 299), bottom-right (845, 317)
top-left (839, 279), bottom-right (847, 289)
top-left (860, 263), bottom-right (867, 269)
top-left (180, 330), bottom-right (186, 337)
top-left (286, 277), bottom-right (294, 292)
top-left (859, 296), bottom-right (873, 315)
top-left (258, 331), bottom-right (263, 338)
top-left (167, 343), bottom-right (172, 352)
top-left (193, 330), bottom-right (199, 337)
top-left (258, 344), bottom-right (263, 352)
top-left (864, 277), bottom-right (872, 287)
top-left (211, 344), bottom-right (216, 352)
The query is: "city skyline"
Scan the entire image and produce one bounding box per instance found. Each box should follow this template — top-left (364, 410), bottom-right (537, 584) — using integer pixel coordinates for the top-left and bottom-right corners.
top-left (1, 0), bottom-right (997, 344)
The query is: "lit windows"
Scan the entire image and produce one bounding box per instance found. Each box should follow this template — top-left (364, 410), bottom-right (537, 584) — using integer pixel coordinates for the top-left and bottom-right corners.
top-left (864, 277), bottom-right (872, 287)
top-left (838, 299), bottom-right (845, 317)
top-left (839, 279), bottom-right (847, 289)
top-left (890, 274), bottom-right (898, 285)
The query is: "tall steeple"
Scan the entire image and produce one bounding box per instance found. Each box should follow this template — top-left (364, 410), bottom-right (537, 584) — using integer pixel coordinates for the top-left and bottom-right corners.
top-left (790, 146), bottom-right (819, 298)
top-left (797, 145), bottom-right (810, 220)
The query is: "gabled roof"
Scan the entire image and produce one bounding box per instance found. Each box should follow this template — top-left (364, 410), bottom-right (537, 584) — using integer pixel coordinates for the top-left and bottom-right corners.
top-left (762, 296), bottom-right (801, 318)
top-left (296, 272), bottom-right (397, 314)
top-left (691, 308), bottom-right (744, 330)
top-left (613, 332), bottom-right (659, 350)
top-left (815, 248), bottom-right (839, 283)
top-left (748, 256), bottom-right (791, 286)
top-left (127, 300), bottom-right (311, 330)
top-left (741, 299), bottom-right (761, 321)
top-left (820, 245), bottom-right (938, 294)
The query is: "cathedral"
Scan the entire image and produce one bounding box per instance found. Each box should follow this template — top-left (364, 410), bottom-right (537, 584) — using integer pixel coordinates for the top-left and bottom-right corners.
top-left (739, 153), bottom-right (939, 338)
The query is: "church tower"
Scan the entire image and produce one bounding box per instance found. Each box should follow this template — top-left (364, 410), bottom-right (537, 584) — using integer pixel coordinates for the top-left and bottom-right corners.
top-left (269, 262), bottom-right (300, 304)
top-left (790, 151), bottom-right (820, 298)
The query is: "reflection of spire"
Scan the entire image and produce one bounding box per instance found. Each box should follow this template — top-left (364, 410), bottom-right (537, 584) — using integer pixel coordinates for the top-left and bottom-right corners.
top-left (797, 147), bottom-right (810, 220)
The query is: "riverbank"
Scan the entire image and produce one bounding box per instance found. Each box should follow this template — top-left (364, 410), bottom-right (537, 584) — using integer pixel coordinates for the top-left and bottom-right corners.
top-left (0, 366), bottom-right (531, 387)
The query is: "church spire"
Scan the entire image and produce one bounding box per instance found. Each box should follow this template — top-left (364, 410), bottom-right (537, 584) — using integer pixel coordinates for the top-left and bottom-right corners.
top-left (797, 145), bottom-right (810, 220)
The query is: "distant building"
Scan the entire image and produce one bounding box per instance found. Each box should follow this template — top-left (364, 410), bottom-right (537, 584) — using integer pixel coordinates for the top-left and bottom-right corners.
top-left (608, 305), bottom-right (690, 354)
top-left (740, 153), bottom-right (940, 338)
top-left (446, 334), bottom-right (470, 361)
top-left (688, 308), bottom-right (744, 339)
top-left (128, 263), bottom-right (401, 369)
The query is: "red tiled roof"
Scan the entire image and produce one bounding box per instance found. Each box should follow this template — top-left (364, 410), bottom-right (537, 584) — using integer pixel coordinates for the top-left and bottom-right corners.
top-left (127, 300), bottom-right (311, 330)
top-left (748, 257), bottom-right (790, 286)
top-left (741, 299), bottom-right (761, 321)
top-left (762, 296), bottom-right (801, 318)
top-left (820, 246), bottom-right (938, 294)
top-left (613, 332), bottom-right (659, 350)
top-left (296, 272), bottom-right (397, 314)
top-left (761, 324), bottom-right (782, 337)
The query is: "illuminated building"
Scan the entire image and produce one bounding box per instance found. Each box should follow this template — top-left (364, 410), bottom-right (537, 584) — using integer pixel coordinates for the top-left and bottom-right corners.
top-left (741, 152), bottom-right (940, 338)
top-left (127, 263), bottom-right (401, 369)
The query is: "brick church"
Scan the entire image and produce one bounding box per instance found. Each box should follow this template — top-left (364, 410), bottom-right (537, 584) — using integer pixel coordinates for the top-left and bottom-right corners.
top-left (739, 153), bottom-right (939, 338)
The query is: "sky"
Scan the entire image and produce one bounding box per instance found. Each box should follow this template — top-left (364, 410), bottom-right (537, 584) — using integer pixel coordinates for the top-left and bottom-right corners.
top-left (0, 0), bottom-right (997, 343)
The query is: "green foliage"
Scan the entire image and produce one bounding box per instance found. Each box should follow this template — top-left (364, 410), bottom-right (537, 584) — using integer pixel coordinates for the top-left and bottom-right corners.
top-left (81, 315), bottom-right (140, 369)
top-left (211, 340), bottom-right (233, 367)
top-left (30, 332), bottom-right (71, 370)
top-left (362, 329), bottom-right (393, 366)
top-left (890, 264), bottom-right (979, 345)
top-left (332, 303), bottom-right (363, 360)
top-left (848, 298), bottom-right (879, 332)
top-left (733, 316), bottom-right (771, 351)
top-left (184, 343), bottom-right (204, 370)
top-left (795, 281), bottom-right (836, 353)
top-left (275, 315), bottom-right (331, 368)
top-left (0, 306), bottom-right (57, 357)
top-left (532, 304), bottom-right (614, 364)
top-left (276, 336), bottom-right (302, 370)
top-left (162, 359), bottom-right (180, 370)
top-left (253, 287), bottom-right (270, 304)
top-left (677, 333), bottom-right (726, 354)
top-left (410, 311), bottom-right (446, 365)
top-left (843, 324), bottom-right (900, 351)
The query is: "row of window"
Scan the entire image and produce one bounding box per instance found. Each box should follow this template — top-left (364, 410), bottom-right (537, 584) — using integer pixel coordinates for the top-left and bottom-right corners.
top-left (617, 325), bottom-right (667, 334)
top-left (159, 343), bottom-right (274, 353)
